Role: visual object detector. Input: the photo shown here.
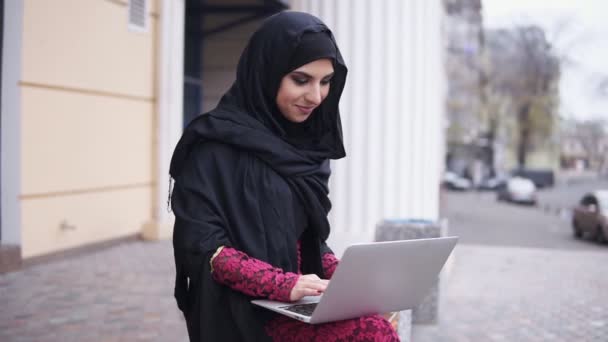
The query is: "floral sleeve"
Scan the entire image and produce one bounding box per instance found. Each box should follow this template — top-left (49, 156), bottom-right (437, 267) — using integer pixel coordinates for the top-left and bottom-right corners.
top-left (210, 246), bottom-right (299, 302)
top-left (322, 253), bottom-right (340, 279)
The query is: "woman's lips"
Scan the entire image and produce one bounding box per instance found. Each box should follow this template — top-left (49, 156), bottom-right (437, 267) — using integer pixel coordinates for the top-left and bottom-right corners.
top-left (295, 105), bottom-right (315, 115)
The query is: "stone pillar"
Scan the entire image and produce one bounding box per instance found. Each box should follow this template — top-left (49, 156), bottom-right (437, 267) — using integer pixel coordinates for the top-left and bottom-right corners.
top-left (375, 219), bottom-right (448, 325)
top-left (398, 310), bottom-right (412, 341)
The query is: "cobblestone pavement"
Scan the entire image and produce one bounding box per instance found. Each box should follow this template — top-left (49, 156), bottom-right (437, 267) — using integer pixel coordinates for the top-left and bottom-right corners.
top-left (0, 241), bottom-right (188, 342)
top-left (413, 244), bottom-right (608, 342)
top-left (1, 240), bottom-right (607, 341)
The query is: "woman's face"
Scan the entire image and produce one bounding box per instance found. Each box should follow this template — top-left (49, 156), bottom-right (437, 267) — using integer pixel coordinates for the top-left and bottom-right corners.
top-left (275, 58), bottom-right (334, 123)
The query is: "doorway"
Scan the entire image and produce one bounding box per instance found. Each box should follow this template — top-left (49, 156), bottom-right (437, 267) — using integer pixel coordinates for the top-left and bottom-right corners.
top-left (182, 0), bottom-right (286, 127)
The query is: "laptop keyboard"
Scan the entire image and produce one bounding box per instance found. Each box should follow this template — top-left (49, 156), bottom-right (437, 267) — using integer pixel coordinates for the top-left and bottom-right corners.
top-left (280, 303), bottom-right (318, 317)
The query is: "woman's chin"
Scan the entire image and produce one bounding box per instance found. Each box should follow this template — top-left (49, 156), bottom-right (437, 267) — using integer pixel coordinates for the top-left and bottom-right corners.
top-left (286, 113), bottom-right (312, 123)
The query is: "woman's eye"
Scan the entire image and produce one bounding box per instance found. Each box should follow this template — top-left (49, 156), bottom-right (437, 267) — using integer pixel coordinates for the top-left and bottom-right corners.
top-left (321, 79), bottom-right (332, 85)
top-left (292, 77), bottom-right (308, 85)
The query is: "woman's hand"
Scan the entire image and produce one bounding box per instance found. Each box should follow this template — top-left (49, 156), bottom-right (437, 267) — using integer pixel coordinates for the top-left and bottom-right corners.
top-left (289, 274), bottom-right (329, 302)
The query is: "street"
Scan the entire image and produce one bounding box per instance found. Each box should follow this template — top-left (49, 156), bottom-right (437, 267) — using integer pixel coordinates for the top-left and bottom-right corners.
top-left (413, 179), bottom-right (608, 341)
top-left (536, 179), bottom-right (608, 220)
top-left (443, 186), bottom-right (607, 251)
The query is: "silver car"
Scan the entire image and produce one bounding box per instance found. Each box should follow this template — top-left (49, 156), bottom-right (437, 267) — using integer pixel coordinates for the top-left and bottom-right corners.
top-left (572, 190), bottom-right (608, 244)
top-left (496, 177), bottom-right (537, 205)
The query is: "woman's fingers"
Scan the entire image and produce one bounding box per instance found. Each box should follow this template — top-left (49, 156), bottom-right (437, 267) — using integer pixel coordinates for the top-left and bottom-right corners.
top-left (301, 274), bottom-right (321, 280)
top-left (290, 288), bottom-right (321, 301)
top-left (289, 274), bottom-right (330, 301)
top-left (298, 275), bottom-right (328, 288)
top-left (308, 279), bottom-right (329, 290)
top-left (297, 277), bottom-right (328, 291)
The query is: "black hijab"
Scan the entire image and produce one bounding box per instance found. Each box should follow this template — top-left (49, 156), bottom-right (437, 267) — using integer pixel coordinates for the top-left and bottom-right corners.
top-left (169, 11), bottom-right (347, 342)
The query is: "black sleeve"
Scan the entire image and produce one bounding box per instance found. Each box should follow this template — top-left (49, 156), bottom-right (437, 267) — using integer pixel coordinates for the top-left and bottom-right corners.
top-left (171, 142), bottom-right (234, 312)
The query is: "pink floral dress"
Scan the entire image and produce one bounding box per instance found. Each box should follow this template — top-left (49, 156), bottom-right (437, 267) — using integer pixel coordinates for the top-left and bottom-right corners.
top-left (211, 243), bottom-right (400, 341)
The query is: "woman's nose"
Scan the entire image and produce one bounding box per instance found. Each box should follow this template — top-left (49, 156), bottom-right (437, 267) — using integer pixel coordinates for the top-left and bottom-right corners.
top-left (305, 84), bottom-right (323, 105)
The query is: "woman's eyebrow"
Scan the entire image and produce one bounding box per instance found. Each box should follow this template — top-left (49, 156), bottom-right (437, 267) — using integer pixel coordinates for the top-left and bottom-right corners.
top-left (291, 71), bottom-right (335, 79)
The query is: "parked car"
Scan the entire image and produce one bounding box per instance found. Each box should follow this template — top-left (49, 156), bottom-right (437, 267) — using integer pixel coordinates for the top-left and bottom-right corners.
top-left (442, 171), bottom-right (472, 191)
top-left (496, 177), bottom-right (537, 205)
top-left (572, 191), bottom-right (608, 243)
top-left (478, 175), bottom-right (507, 191)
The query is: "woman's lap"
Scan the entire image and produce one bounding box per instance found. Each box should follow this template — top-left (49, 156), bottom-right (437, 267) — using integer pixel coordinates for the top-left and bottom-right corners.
top-left (265, 314), bottom-right (399, 342)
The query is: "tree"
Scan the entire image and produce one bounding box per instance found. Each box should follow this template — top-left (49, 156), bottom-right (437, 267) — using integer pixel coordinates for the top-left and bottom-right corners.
top-left (483, 26), bottom-right (560, 168)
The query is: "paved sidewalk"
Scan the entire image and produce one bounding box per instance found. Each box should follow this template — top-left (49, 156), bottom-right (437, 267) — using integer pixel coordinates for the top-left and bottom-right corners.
top-left (1, 240), bottom-right (607, 341)
top-left (413, 244), bottom-right (608, 342)
top-left (0, 241), bottom-right (188, 342)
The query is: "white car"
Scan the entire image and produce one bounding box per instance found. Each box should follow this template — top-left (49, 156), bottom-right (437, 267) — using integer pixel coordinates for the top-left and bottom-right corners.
top-left (443, 171), bottom-right (472, 191)
top-left (497, 177), bottom-right (537, 205)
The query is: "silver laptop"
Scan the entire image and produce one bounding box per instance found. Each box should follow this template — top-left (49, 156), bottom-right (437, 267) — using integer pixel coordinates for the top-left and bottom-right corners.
top-left (251, 236), bottom-right (458, 324)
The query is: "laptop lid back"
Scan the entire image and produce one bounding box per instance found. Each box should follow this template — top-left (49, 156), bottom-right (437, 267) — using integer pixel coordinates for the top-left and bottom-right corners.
top-left (309, 236), bottom-right (458, 324)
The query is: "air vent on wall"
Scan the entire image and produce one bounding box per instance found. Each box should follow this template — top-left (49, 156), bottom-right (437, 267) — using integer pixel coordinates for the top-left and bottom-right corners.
top-left (128, 0), bottom-right (148, 33)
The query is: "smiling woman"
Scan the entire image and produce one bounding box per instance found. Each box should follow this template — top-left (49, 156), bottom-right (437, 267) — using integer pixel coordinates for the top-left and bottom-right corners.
top-left (169, 11), bottom-right (398, 342)
top-left (276, 58), bottom-right (334, 123)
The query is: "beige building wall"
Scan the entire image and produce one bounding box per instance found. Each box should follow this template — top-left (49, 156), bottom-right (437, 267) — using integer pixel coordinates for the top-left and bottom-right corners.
top-left (19, 0), bottom-right (159, 258)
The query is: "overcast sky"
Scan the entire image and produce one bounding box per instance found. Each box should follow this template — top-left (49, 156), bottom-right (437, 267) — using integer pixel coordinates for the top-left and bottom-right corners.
top-left (483, 0), bottom-right (608, 121)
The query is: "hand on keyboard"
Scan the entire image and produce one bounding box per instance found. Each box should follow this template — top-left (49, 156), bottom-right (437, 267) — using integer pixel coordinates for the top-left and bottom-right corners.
top-left (289, 274), bottom-right (329, 301)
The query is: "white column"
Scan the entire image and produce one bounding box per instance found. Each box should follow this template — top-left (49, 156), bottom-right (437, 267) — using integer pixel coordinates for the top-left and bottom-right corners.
top-left (290, 0), bottom-right (445, 256)
top-left (382, 0), bottom-right (399, 218)
top-left (343, 0), bottom-right (370, 249)
top-left (142, 0), bottom-right (185, 240)
top-left (328, 0), bottom-right (350, 237)
top-left (1, 0), bottom-right (24, 245)
top-left (398, 0), bottom-right (414, 217)
top-left (364, 0), bottom-right (384, 234)
top-left (410, 0), bottom-right (424, 217)
top-left (426, 0), bottom-right (445, 219)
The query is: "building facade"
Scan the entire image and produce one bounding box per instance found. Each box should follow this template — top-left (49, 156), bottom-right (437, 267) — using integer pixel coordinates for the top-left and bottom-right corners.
top-left (443, 0), bottom-right (485, 178)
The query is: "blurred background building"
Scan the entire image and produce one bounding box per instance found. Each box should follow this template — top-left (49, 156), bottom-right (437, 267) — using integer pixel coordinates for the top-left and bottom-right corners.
top-left (443, 0), bottom-right (563, 185)
top-left (443, 0), bottom-right (487, 181)
top-left (1, 0), bottom-right (446, 269)
top-left (560, 117), bottom-right (608, 173)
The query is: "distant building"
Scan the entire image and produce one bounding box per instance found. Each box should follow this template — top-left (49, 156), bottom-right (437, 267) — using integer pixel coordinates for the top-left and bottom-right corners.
top-left (560, 119), bottom-right (608, 174)
top-left (443, 0), bottom-right (488, 177)
top-left (560, 134), bottom-right (589, 170)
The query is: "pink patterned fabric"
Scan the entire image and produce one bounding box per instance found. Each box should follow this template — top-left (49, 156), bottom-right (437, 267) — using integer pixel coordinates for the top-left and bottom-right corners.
top-left (322, 252), bottom-right (340, 279)
top-left (211, 247), bottom-right (299, 302)
top-left (265, 314), bottom-right (400, 342)
top-left (211, 245), bottom-right (400, 341)
top-left (295, 240), bottom-right (339, 278)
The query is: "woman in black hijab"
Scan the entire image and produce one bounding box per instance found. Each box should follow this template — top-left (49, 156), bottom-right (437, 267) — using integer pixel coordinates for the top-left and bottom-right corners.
top-left (170, 11), bottom-right (399, 341)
